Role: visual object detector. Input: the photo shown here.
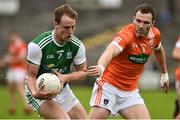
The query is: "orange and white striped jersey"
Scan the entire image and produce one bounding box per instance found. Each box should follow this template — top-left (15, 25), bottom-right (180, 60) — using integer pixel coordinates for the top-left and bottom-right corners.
top-left (175, 35), bottom-right (180, 81)
top-left (8, 39), bottom-right (27, 69)
top-left (101, 23), bottom-right (161, 91)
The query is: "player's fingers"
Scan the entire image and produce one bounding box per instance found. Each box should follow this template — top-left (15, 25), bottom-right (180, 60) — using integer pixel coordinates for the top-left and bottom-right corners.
top-left (87, 72), bottom-right (100, 76)
top-left (87, 71), bottom-right (99, 75)
top-left (50, 91), bottom-right (56, 97)
top-left (43, 91), bottom-right (55, 99)
top-left (61, 83), bottom-right (64, 91)
top-left (43, 95), bottom-right (53, 100)
top-left (161, 83), bottom-right (168, 94)
top-left (52, 70), bottom-right (59, 76)
top-left (164, 83), bottom-right (169, 94)
top-left (52, 70), bottom-right (63, 83)
top-left (87, 68), bottom-right (99, 72)
top-left (88, 65), bottom-right (98, 69)
top-left (87, 69), bottom-right (101, 76)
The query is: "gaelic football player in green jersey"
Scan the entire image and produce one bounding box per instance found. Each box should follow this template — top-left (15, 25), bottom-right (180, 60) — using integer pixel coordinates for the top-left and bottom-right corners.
top-left (25, 4), bottom-right (87, 119)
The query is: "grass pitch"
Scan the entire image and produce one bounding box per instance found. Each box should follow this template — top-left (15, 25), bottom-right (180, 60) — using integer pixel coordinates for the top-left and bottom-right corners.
top-left (0, 85), bottom-right (176, 119)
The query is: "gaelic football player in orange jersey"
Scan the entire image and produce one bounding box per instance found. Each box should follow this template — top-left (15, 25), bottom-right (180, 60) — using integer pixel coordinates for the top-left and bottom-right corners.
top-left (172, 35), bottom-right (180, 119)
top-left (87, 3), bottom-right (169, 119)
top-left (0, 31), bottom-right (32, 114)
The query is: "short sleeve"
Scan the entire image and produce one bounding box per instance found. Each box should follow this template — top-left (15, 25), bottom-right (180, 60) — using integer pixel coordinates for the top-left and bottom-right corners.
top-left (73, 42), bottom-right (86, 65)
top-left (153, 28), bottom-right (161, 50)
top-left (112, 31), bottom-right (130, 52)
top-left (27, 42), bottom-right (42, 65)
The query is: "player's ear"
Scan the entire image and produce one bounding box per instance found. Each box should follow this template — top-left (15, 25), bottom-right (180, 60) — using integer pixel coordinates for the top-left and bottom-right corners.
top-left (133, 16), bottom-right (135, 20)
top-left (151, 20), bottom-right (155, 27)
top-left (132, 16), bottom-right (136, 23)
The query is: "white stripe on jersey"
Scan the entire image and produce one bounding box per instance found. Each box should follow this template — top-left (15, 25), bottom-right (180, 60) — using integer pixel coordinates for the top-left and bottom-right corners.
top-left (39, 37), bottom-right (52, 48)
top-left (37, 35), bottom-right (52, 46)
top-left (112, 41), bottom-right (123, 52)
top-left (40, 39), bottom-right (53, 49)
top-left (72, 36), bottom-right (81, 45)
top-left (71, 40), bottom-right (80, 47)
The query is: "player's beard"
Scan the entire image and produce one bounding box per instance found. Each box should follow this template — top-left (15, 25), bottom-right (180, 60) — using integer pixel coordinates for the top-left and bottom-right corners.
top-left (135, 28), bottom-right (149, 38)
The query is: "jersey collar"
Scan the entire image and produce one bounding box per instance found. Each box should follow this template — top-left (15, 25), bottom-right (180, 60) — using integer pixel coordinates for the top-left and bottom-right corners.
top-left (52, 30), bottom-right (66, 47)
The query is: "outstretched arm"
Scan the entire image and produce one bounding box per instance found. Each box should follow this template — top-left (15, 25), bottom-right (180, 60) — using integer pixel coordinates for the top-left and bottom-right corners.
top-left (154, 45), bottom-right (169, 94)
top-left (87, 43), bottom-right (122, 77)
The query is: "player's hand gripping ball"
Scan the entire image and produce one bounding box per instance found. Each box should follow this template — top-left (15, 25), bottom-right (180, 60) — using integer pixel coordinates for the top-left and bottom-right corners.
top-left (36, 73), bottom-right (61, 97)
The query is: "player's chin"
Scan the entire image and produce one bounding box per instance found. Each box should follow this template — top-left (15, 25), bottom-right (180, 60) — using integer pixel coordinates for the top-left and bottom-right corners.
top-left (137, 33), bottom-right (146, 38)
top-left (64, 38), bottom-right (71, 42)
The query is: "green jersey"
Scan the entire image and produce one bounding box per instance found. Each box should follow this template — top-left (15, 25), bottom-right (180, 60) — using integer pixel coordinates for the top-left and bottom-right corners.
top-left (27, 31), bottom-right (86, 77)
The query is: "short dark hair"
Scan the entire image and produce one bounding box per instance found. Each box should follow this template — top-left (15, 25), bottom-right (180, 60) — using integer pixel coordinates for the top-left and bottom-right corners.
top-left (54, 4), bottom-right (78, 24)
top-left (133, 3), bottom-right (156, 21)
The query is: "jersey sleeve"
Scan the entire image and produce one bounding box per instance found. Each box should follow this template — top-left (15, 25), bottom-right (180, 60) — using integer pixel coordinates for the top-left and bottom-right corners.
top-left (112, 31), bottom-right (130, 51)
top-left (153, 28), bottom-right (161, 50)
top-left (73, 42), bottom-right (86, 65)
top-left (27, 42), bottom-right (42, 65)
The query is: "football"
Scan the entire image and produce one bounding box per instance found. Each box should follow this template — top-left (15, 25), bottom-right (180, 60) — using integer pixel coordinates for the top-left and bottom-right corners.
top-left (36, 73), bottom-right (61, 96)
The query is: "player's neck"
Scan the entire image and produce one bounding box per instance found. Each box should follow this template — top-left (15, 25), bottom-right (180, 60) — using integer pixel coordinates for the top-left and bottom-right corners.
top-left (55, 39), bottom-right (66, 45)
top-left (54, 35), bottom-right (66, 45)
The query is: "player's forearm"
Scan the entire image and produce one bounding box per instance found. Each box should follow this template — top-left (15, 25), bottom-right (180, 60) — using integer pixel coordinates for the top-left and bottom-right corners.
top-left (98, 47), bottom-right (114, 68)
top-left (98, 53), bottom-right (112, 69)
top-left (98, 43), bottom-right (120, 68)
top-left (154, 46), bottom-right (168, 73)
top-left (64, 71), bottom-right (86, 82)
top-left (26, 76), bottom-right (37, 95)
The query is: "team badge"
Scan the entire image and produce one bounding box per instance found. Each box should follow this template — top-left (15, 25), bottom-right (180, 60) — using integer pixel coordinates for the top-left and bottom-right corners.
top-left (104, 99), bottom-right (109, 105)
top-left (67, 52), bottom-right (72, 59)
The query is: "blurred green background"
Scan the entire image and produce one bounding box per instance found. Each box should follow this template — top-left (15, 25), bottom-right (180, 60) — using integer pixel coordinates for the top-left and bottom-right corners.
top-left (0, 85), bottom-right (176, 119)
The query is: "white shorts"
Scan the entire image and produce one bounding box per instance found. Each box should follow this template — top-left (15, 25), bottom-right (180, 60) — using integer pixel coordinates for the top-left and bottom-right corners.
top-left (90, 79), bottom-right (145, 115)
top-left (6, 68), bottom-right (26, 83)
top-left (25, 83), bottom-right (79, 112)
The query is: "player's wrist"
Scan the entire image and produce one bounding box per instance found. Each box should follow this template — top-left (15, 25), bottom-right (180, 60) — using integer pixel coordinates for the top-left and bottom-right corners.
top-left (160, 73), bottom-right (169, 86)
top-left (98, 64), bottom-right (105, 76)
top-left (26, 82), bottom-right (37, 97)
top-left (161, 73), bottom-right (169, 80)
top-left (31, 89), bottom-right (37, 96)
